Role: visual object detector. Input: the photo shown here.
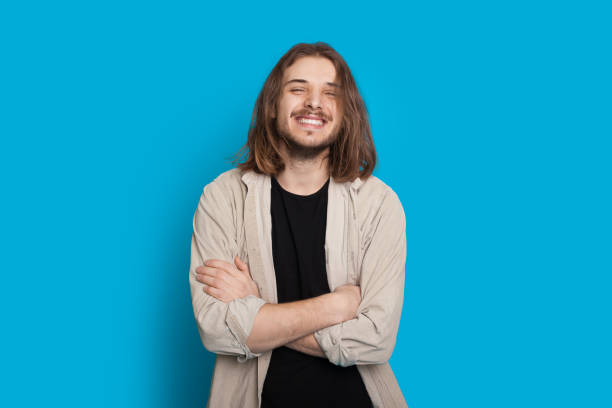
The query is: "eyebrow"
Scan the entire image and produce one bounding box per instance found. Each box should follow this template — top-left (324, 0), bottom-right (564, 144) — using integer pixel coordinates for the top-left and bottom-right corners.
top-left (284, 78), bottom-right (341, 88)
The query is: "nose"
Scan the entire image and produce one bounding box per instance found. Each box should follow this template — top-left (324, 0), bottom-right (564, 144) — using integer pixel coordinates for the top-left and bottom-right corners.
top-left (305, 92), bottom-right (322, 110)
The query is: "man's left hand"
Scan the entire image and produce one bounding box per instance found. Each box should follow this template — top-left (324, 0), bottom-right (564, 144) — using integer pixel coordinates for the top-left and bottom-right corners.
top-left (195, 256), bottom-right (261, 303)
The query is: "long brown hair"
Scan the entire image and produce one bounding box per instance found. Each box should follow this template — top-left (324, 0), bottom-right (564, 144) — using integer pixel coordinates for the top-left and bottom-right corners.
top-left (233, 42), bottom-right (376, 182)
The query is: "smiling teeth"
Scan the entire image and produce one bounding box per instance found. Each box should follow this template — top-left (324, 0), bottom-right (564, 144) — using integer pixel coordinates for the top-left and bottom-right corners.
top-left (298, 118), bottom-right (323, 125)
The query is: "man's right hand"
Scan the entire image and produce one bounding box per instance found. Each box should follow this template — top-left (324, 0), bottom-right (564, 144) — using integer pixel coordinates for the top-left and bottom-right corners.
top-left (332, 284), bottom-right (362, 322)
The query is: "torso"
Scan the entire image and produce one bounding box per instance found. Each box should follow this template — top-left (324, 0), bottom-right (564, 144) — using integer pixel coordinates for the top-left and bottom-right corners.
top-left (261, 176), bottom-right (372, 408)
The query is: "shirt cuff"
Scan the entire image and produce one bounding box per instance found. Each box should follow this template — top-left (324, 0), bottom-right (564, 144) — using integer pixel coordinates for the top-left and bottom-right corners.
top-left (314, 323), bottom-right (354, 366)
top-left (225, 295), bottom-right (267, 362)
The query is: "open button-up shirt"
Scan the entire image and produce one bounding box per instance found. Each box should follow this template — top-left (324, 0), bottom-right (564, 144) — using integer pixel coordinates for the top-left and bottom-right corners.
top-left (189, 168), bottom-right (408, 407)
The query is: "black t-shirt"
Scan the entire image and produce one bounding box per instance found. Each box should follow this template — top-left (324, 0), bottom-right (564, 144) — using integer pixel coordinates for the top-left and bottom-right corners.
top-left (261, 176), bottom-right (372, 408)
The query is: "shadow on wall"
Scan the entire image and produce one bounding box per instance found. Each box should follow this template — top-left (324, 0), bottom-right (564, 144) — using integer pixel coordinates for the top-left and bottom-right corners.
top-left (155, 217), bottom-right (217, 407)
top-left (150, 122), bottom-right (245, 407)
top-left (143, 158), bottom-right (221, 407)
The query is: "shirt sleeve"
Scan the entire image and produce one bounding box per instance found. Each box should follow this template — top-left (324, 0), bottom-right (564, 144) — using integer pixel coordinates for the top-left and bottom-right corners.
top-left (189, 180), bottom-right (267, 362)
top-left (313, 189), bottom-right (407, 367)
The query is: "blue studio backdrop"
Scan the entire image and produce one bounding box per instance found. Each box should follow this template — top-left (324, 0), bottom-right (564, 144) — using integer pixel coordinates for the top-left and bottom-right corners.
top-left (1, 1), bottom-right (610, 407)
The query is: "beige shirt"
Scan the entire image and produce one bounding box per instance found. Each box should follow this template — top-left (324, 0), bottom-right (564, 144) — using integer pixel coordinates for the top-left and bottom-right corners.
top-left (189, 168), bottom-right (409, 407)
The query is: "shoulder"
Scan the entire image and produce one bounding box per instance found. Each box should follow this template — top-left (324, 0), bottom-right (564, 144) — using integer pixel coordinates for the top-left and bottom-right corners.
top-left (203, 168), bottom-right (246, 196)
top-left (355, 175), bottom-right (405, 230)
top-left (210, 167), bottom-right (245, 188)
top-left (358, 175), bottom-right (402, 210)
top-left (358, 174), bottom-right (391, 194)
top-left (198, 168), bottom-right (248, 211)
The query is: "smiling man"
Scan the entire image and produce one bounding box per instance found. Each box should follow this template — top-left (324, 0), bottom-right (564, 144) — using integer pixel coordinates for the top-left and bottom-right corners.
top-left (189, 42), bottom-right (408, 408)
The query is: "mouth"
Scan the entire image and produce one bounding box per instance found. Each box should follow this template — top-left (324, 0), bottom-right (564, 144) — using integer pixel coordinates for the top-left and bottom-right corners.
top-left (294, 115), bottom-right (327, 130)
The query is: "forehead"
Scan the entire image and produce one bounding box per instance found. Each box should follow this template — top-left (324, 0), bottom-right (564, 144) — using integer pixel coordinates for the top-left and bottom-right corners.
top-left (283, 56), bottom-right (338, 83)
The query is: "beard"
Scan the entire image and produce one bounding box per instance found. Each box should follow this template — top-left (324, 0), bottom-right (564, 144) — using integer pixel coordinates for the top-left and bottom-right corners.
top-left (276, 121), bottom-right (341, 161)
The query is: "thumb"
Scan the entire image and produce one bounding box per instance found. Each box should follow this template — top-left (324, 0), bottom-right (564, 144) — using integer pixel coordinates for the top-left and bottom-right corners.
top-left (234, 256), bottom-right (249, 274)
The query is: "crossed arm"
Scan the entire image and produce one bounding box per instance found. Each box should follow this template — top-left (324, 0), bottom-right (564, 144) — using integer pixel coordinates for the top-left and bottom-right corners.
top-left (190, 180), bottom-right (406, 366)
top-left (195, 256), bottom-right (361, 357)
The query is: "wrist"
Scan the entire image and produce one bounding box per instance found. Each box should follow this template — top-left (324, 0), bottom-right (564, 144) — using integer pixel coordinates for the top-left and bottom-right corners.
top-left (324, 292), bottom-right (350, 324)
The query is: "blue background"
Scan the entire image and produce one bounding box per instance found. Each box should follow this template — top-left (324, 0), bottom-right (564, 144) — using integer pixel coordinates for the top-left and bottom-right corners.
top-left (1, 1), bottom-right (610, 407)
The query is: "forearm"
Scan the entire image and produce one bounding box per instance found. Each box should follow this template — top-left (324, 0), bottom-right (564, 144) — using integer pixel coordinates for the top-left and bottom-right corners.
top-left (246, 293), bottom-right (345, 354)
top-left (285, 333), bottom-right (326, 358)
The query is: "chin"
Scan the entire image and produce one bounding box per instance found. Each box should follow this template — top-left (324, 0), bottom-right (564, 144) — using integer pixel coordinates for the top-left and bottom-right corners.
top-left (291, 132), bottom-right (330, 145)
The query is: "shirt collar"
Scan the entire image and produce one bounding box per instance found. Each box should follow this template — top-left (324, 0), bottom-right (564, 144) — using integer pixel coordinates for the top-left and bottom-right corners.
top-left (241, 169), bottom-right (363, 191)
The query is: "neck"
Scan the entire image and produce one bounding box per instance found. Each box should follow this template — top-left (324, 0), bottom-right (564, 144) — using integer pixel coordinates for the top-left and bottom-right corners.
top-left (276, 144), bottom-right (330, 195)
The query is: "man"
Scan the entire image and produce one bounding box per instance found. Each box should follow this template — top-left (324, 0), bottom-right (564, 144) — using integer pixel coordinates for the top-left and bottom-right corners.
top-left (189, 42), bottom-right (408, 407)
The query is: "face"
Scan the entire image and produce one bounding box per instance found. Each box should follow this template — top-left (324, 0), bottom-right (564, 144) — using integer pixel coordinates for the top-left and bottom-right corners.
top-left (274, 56), bottom-right (343, 160)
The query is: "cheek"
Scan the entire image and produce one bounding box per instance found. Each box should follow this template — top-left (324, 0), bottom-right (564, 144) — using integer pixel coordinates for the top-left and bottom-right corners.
top-left (325, 98), bottom-right (339, 112)
top-left (328, 104), bottom-right (341, 122)
top-left (278, 99), bottom-right (296, 118)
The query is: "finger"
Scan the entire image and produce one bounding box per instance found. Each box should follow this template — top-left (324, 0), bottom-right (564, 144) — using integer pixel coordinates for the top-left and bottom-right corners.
top-left (200, 274), bottom-right (236, 299)
top-left (205, 259), bottom-right (233, 269)
top-left (198, 265), bottom-right (237, 284)
top-left (196, 273), bottom-right (222, 289)
top-left (203, 285), bottom-right (231, 303)
top-left (197, 267), bottom-right (241, 289)
top-left (202, 275), bottom-right (242, 299)
top-left (234, 256), bottom-right (248, 272)
top-left (196, 265), bottom-right (224, 278)
top-left (197, 265), bottom-right (220, 277)
top-left (234, 256), bottom-right (254, 278)
top-left (203, 278), bottom-right (242, 303)
top-left (205, 259), bottom-right (241, 278)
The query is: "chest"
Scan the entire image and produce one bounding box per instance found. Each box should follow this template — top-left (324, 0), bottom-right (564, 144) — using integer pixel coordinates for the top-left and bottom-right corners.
top-left (270, 183), bottom-right (329, 301)
top-left (240, 184), bottom-right (362, 304)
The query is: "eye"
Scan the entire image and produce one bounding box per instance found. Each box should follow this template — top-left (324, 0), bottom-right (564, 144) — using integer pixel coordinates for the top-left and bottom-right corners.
top-left (325, 92), bottom-right (337, 97)
top-left (290, 88), bottom-right (305, 93)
